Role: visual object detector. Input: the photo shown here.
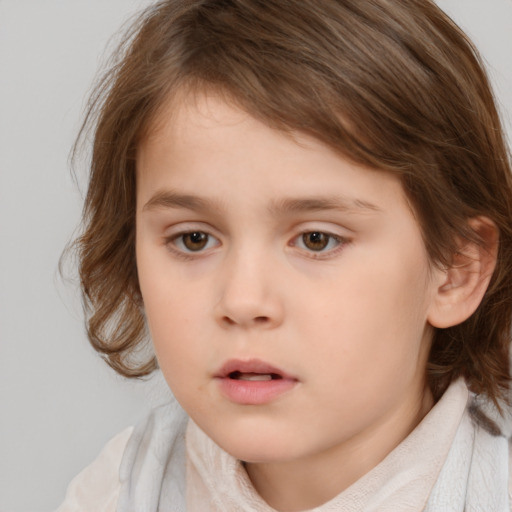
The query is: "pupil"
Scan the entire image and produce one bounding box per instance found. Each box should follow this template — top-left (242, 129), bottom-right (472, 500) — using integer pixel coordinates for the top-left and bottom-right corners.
top-left (304, 232), bottom-right (328, 251)
top-left (184, 232), bottom-right (208, 251)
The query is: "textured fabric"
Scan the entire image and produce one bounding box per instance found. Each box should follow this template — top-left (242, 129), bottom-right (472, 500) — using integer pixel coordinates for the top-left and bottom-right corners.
top-left (117, 399), bottom-right (189, 512)
top-left (55, 379), bottom-right (512, 511)
top-left (186, 378), bottom-right (508, 511)
top-left (424, 402), bottom-right (510, 511)
top-left (55, 427), bottom-right (133, 512)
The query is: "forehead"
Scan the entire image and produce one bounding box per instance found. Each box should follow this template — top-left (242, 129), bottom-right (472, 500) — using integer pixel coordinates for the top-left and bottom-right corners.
top-left (141, 88), bottom-right (295, 158)
top-left (136, 91), bottom-right (411, 219)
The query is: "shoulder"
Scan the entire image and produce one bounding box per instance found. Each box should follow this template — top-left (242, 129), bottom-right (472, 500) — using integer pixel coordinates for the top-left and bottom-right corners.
top-left (470, 389), bottom-right (512, 507)
top-left (509, 438), bottom-right (512, 509)
top-left (470, 391), bottom-right (512, 510)
top-left (55, 426), bottom-right (133, 512)
top-left (116, 401), bottom-right (189, 512)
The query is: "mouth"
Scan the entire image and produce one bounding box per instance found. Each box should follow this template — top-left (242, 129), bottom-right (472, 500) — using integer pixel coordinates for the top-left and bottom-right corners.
top-left (227, 371), bottom-right (283, 382)
top-left (215, 358), bottom-right (298, 405)
top-left (216, 358), bottom-right (295, 381)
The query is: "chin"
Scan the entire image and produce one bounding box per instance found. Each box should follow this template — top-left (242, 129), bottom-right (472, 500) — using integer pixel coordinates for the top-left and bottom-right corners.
top-left (223, 442), bottom-right (295, 464)
top-left (205, 422), bottom-right (305, 463)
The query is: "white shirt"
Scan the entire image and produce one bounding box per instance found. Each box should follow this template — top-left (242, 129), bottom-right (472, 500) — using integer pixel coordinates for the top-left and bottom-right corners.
top-left (56, 379), bottom-right (512, 511)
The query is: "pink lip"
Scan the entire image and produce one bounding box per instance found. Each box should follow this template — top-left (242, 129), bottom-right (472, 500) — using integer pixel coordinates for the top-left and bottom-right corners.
top-left (215, 358), bottom-right (298, 405)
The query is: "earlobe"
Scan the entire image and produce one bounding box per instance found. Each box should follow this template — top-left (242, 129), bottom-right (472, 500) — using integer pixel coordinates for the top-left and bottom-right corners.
top-left (427, 217), bottom-right (498, 329)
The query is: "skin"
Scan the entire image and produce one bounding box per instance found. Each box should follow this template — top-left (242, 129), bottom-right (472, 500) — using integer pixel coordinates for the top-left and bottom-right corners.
top-left (135, 93), bottom-right (446, 511)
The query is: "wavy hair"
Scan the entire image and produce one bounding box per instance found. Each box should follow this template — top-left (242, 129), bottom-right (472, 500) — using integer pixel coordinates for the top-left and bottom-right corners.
top-left (74, 0), bottom-right (512, 404)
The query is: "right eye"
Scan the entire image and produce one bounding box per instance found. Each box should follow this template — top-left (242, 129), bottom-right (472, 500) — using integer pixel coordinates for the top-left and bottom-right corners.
top-left (292, 231), bottom-right (345, 254)
top-left (170, 231), bottom-right (219, 253)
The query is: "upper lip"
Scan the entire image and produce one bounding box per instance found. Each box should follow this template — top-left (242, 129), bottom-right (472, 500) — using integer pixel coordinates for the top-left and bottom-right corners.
top-left (215, 358), bottom-right (297, 380)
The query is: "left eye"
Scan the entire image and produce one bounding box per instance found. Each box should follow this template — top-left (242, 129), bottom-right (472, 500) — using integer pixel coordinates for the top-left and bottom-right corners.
top-left (172, 231), bottom-right (219, 252)
top-left (295, 231), bottom-right (343, 252)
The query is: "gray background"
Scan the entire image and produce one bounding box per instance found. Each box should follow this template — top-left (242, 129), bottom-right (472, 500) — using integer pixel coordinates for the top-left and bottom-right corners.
top-left (0, 1), bottom-right (511, 510)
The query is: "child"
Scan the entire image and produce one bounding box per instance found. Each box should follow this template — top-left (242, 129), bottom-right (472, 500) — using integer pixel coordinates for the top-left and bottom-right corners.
top-left (57, 0), bottom-right (512, 510)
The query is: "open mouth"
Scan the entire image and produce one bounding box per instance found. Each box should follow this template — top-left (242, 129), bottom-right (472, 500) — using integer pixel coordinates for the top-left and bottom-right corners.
top-left (228, 371), bottom-right (283, 381)
top-left (217, 358), bottom-right (293, 380)
top-left (216, 359), bottom-right (297, 404)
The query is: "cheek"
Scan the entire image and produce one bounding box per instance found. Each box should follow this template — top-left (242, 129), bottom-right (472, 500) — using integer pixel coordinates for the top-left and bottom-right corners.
top-left (143, 287), bottom-right (210, 405)
top-left (142, 284), bottom-right (202, 356)
top-left (299, 246), bottom-right (433, 378)
top-left (136, 248), bottom-right (198, 360)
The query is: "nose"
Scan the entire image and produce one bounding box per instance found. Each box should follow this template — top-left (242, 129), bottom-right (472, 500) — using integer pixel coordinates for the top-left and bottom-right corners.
top-left (214, 249), bottom-right (284, 329)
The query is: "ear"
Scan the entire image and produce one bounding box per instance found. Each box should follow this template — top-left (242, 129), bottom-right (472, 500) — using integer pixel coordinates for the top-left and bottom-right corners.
top-left (427, 216), bottom-right (498, 329)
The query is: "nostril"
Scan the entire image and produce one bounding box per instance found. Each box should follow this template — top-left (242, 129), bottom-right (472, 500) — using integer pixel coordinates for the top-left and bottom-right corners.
top-left (222, 316), bottom-right (236, 326)
top-left (220, 315), bottom-right (271, 328)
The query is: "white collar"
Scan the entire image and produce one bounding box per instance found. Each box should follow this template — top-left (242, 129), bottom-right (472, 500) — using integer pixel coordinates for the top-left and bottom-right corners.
top-left (185, 379), bottom-right (471, 511)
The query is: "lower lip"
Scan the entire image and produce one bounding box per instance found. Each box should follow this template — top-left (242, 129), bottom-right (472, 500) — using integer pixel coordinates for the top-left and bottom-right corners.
top-left (216, 377), bottom-right (297, 405)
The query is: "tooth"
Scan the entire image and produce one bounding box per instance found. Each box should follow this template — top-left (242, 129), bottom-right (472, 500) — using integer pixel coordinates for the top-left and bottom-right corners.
top-left (238, 373), bottom-right (273, 381)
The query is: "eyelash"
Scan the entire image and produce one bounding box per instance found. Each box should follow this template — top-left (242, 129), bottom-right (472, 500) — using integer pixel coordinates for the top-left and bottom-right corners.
top-left (164, 230), bottom-right (348, 259)
top-left (291, 231), bottom-right (346, 256)
top-left (165, 231), bottom-right (220, 257)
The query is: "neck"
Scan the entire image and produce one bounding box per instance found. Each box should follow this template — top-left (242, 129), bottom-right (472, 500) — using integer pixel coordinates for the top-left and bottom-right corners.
top-left (245, 384), bottom-right (434, 512)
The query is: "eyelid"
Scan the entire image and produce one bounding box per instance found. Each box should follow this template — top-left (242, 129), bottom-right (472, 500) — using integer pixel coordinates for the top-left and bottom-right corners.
top-left (161, 222), bottom-right (350, 259)
top-left (289, 226), bottom-right (350, 258)
top-left (163, 224), bottom-right (221, 257)
top-left (293, 232), bottom-right (343, 250)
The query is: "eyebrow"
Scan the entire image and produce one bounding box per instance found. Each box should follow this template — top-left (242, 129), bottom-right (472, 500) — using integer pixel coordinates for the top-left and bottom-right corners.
top-left (142, 190), bottom-right (381, 215)
top-left (268, 196), bottom-right (381, 215)
top-left (142, 191), bottom-right (222, 213)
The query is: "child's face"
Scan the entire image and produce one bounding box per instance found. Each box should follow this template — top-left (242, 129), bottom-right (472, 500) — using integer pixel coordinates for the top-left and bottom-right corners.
top-left (136, 93), bottom-right (439, 470)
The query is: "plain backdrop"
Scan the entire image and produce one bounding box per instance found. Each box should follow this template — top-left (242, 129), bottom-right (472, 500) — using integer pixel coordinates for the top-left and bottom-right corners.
top-left (0, 1), bottom-right (511, 510)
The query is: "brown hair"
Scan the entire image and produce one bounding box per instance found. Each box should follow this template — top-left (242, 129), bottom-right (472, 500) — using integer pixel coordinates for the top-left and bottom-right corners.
top-left (75, 0), bottom-right (512, 404)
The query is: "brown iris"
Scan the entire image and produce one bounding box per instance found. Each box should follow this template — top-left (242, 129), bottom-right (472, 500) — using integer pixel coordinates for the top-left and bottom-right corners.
top-left (302, 232), bottom-right (330, 251)
top-left (182, 232), bottom-right (209, 251)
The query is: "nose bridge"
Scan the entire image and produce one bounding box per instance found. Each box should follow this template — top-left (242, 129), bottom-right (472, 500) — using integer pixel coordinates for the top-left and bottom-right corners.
top-left (215, 240), bottom-right (283, 328)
